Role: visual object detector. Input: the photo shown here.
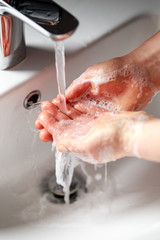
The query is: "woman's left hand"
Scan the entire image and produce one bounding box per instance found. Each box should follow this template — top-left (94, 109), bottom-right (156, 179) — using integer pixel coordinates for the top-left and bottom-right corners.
top-left (36, 101), bottom-right (151, 163)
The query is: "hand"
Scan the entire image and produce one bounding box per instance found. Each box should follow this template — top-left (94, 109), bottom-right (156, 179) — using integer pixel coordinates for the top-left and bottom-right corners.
top-left (36, 101), bottom-right (151, 164)
top-left (65, 56), bottom-right (156, 112)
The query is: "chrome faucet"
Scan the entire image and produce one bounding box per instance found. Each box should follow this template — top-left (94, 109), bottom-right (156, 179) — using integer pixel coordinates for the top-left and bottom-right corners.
top-left (0, 0), bottom-right (79, 70)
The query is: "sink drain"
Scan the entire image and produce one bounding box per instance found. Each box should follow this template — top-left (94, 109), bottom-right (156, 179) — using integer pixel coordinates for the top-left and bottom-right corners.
top-left (48, 174), bottom-right (79, 197)
top-left (23, 90), bottom-right (41, 110)
top-left (41, 171), bottom-right (87, 204)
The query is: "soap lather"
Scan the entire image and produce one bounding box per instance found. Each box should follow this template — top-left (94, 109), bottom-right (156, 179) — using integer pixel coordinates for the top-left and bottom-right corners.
top-left (0, 0), bottom-right (79, 69)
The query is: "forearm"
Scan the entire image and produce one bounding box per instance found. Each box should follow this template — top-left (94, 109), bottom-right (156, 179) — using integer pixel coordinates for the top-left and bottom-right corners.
top-left (130, 31), bottom-right (160, 91)
top-left (132, 118), bottom-right (160, 162)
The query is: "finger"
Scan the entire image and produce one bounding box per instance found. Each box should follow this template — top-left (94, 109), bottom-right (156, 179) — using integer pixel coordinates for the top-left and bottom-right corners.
top-left (41, 101), bottom-right (70, 121)
top-left (73, 101), bottom-right (107, 116)
top-left (35, 100), bottom-right (70, 131)
top-left (39, 111), bottom-right (58, 135)
top-left (35, 119), bottom-right (43, 129)
top-left (41, 101), bottom-right (58, 115)
top-left (39, 128), bottom-right (53, 142)
top-left (53, 98), bottom-right (82, 119)
top-left (65, 79), bottom-right (91, 101)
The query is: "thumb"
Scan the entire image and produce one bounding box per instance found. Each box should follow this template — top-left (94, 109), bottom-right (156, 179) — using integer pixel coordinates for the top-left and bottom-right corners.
top-left (65, 79), bottom-right (91, 102)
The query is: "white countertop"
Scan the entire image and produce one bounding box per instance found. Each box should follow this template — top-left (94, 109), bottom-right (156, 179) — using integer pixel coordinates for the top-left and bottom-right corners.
top-left (0, 0), bottom-right (160, 97)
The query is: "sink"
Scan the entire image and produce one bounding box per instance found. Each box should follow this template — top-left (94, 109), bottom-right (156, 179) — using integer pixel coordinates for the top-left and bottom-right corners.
top-left (1, 11), bottom-right (160, 240)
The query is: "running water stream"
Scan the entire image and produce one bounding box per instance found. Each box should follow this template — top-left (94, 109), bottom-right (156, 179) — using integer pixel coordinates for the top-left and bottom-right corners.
top-left (55, 41), bottom-right (67, 113)
top-left (54, 41), bottom-right (107, 203)
top-left (54, 41), bottom-right (81, 203)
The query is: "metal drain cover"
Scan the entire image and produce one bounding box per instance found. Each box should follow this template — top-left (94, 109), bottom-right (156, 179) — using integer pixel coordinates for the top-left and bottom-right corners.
top-left (41, 170), bottom-right (87, 204)
top-left (48, 175), bottom-right (79, 197)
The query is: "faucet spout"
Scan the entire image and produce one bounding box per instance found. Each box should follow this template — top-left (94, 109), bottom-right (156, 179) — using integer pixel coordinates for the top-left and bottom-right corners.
top-left (0, 0), bottom-right (79, 69)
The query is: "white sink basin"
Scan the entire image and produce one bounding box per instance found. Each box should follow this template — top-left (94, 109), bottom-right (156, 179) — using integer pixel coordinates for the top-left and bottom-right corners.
top-left (1, 10), bottom-right (160, 240)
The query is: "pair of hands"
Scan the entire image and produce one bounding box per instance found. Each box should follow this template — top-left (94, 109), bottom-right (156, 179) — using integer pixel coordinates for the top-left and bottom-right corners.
top-left (35, 55), bottom-right (155, 163)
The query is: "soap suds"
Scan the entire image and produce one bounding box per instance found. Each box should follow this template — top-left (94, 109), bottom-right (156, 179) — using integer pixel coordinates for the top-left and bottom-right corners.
top-left (74, 63), bottom-right (152, 89)
top-left (69, 63), bottom-right (157, 114)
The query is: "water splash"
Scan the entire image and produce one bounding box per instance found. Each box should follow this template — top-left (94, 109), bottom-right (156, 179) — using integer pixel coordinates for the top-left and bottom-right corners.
top-left (54, 149), bottom-right (93, 203)
top-left (55, 150), bottom-right (80, 203)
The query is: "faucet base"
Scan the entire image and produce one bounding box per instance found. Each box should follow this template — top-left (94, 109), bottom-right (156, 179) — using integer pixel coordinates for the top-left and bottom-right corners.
top-left (0, 17), bottom-right (26, 70)
top-left (0, 0), bottom-right (78, 69)
top-left (0, 36), bottom-right (26, 70)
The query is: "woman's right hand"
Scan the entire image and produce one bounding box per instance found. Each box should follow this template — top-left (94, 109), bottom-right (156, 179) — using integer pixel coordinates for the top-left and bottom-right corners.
top-left (65, 55), bottom-right (156, 113)
top-left (66, 31), bottom-right (160, 113)
top-left (35, 55), bottom-right (156, 142)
